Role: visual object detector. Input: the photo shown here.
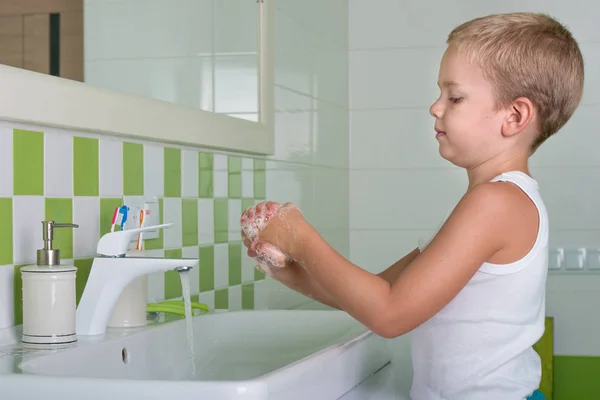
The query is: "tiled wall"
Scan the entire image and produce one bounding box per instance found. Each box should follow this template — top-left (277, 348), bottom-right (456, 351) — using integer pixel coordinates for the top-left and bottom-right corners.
top-left (349, 1), bottom-right (600, 398)
top-left (0, 1), bottom-right (350, 329)
top-left (0, 121), bottom-right (269, 329)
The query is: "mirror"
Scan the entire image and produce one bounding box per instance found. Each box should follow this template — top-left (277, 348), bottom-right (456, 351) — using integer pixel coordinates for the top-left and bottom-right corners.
top-left (84, 0), bottom-right (260, 123)
top-left (0, 0), bottom-right (274, 155)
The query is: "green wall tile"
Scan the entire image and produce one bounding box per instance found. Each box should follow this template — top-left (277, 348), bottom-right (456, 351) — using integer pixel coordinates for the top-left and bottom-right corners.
top-left (198, 152), bottom-right (213, 198)
top-left (74, 258), bottom-right (93, 306)
top-left (13, 129), bottom-right (44, 196)
top-left (228, 156), bottom-right (242, 199)
top-left (555, 356), bottom-right (600, 400)
top-left (215, 288), bottom-right (228, 309)
top-left (164, 249), bottom-right (183, 299)
top-left (254, 267), bottom-right (265, 281)
top-left (199, 245), bottom-right (214, 292)
top-left (533, 317), bottom-right (553, 400)
top-left (254, 159), bottom-right (266, 199)
top-left (73, 136), bottom-right (99, 196)
top-left (228, 242), bottom-right (242, 286)
top-left (242, 283), bottom-right (254, 310)
top-left (0, 198), bottom-right (13, 265)
top-left (214, 199), bottom-right (228, 243)
top-left (45, 198), bottom-right (74, 259)
top-left (100, 198), bottom-right (123, 237)
top-left (13, 264), bottom-right (25, 325)
top-left (164, 147), bottom-right (181, 197)
top-left (123, 142), bottom-right (144, 196)
top-left (182, 199), bottom-right (198, 247)
top-left (145, 198), bottom-right (164, 250)
top-left (242, 198), bottom-right (255, 214)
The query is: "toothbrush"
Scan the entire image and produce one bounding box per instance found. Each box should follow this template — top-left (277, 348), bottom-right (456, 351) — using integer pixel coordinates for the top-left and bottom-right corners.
top-left (110, 206), bottom-right (119, 232)
top-left (136, 208), bottom-right (146, 250)
top-left (117, 205), bottom-right (130, 231)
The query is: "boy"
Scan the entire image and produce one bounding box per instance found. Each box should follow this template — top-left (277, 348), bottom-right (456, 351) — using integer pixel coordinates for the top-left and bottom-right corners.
top-left (241, 12), bottom-right (584, 400)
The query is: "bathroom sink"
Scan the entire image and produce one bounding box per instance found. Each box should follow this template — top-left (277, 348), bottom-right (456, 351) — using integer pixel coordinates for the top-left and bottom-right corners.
top-left (4, 310), bottom-right (390, 400)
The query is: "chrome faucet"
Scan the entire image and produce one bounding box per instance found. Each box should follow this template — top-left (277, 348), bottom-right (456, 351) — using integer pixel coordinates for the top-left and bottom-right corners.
top-left (75, 224), bottom-right (198, 336)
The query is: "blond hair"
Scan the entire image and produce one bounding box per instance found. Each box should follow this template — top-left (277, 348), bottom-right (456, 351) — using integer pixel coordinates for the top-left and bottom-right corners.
top-left (447, 12), bottom-right (584, 152)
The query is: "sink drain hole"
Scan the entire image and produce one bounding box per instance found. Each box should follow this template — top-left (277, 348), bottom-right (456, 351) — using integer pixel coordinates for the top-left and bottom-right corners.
top-left (122, 348), bottom-right (129, 364)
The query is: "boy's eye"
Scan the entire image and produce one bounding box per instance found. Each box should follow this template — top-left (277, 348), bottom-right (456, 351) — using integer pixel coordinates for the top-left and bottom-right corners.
top-left (449, 97), bottom-right (463, 104)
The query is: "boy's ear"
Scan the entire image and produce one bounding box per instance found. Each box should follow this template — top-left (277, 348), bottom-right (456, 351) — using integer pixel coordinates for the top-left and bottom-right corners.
top-left (501, 97), bottom-right (535, 138)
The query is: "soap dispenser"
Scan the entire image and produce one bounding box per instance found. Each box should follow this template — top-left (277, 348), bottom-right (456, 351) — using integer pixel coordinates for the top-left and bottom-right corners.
top-left (21, 220), bottom-right (79, 345)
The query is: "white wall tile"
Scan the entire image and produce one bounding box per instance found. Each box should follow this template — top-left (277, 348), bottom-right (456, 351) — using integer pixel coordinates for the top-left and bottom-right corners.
top-left (579, 43), bottom-right (600, 106)
top-left (163, 198), bottom-right (182, 249)
top-left (242, 170), bottom-right (254, 198)
top-left (313, 168), bottom-right (349, 231)
top-left (530, 105), bottom-right (600, 168)
top-left (143, 144), bottom-right (164, 198)
top-left (253, 280), bottom-right (268, 310)
top-left (146, 249), bottom-right (165, 302)
top-left (214, 243), bottom-right (229, 289)
top-left (0, 265), bottom-right (14, 329)
top-left (228, 199), bottom-right (242, 242)
top-left (350, 230), bottom-right (436, 274)
top-left (213, 171), bottom-right (228, 198)
top-left (313, 101), bottom-right (349, 168)
top-left (533, 167), bottom-right (600, 230)
top-left (350, 169), bottom-right (466, 230)
top-left (242, 252), bottom-right (256, 283)
top-left (213, 154), bottom-right (228, 171)
top-left (272, 87), bottom-right (313, 164)
top-left (198, 291), bottom-right (215, 311)
top-left (181, 150), bottom-right (198, 198)
top-left (13, 196), bottom-right (45, 265)
top-left (182, 246), bottom-right (200, 294)
top-left (73, 197), bottom-right (100, 259)
top-left (350, 47), bottom-right (445, 110)
top-left (99, 137), bottom-right (123, 197)
top-left (45, 130), bottom-right (73, 197)
top-left (350, 109), bottom-right (449, 169)
top-left (228, 285), bottom-right (242, 311)
top-left (0, 122), bottom-right (12, 197)
top-left (350, 0), bottom-right (600, 50)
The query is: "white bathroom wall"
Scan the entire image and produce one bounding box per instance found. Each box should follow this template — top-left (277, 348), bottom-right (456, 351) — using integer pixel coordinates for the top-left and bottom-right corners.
top-left (85, 0), bottom-right (350, 310)
top-left (349, 0), bottom-right (600, 359)
top-left (0, 0), bottom-right (349, 328)
top-left (264, 0), bottom-right (350, 308)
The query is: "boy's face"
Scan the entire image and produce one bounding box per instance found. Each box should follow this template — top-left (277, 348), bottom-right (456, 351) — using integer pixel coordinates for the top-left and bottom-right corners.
top-left (429, 45), bottom-right (510, 168)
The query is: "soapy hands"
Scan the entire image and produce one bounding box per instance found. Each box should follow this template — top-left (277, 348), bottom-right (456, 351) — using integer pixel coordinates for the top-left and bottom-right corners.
top-left (240, 201), bottom-right (308, 276)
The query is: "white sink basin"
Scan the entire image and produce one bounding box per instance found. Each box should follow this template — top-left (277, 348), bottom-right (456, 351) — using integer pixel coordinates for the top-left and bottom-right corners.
top-left (4, 310), bottom-right (390, 399)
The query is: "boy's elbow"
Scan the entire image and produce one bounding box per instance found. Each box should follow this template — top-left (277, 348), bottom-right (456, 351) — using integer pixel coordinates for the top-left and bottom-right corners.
top-left (368, 313), bottom-right (409, 339)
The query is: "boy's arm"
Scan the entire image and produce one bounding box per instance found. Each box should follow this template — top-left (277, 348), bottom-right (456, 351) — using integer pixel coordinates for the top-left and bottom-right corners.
top-left (273, 247), bottom-right (421, 309)
top-left (266, 261), bottom-right (341, 309)
top-left (377, 248), bottom-right (420, 284)
top-left (271, 182), bottom-right (526, 338)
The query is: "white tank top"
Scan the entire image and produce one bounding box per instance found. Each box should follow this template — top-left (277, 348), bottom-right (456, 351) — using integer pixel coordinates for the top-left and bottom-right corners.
top-left (411, 171), bottom-right (549, 400)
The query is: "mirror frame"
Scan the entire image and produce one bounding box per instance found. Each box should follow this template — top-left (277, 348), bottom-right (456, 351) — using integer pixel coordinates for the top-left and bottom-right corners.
top-left (0, 0), bottom-right (275, 155)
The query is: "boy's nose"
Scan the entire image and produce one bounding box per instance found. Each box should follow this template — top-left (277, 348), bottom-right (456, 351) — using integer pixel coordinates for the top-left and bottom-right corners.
top-left (429, 100), bottom-right (443, 119)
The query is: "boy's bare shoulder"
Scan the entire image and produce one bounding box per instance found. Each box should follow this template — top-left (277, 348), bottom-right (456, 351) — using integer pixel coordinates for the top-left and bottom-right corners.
top-left (452, 180), bottom-right (538, 260)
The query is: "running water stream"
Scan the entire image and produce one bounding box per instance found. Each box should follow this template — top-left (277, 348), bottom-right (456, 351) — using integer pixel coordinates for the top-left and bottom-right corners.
top-left (178, 270), bottom-right (196, 379)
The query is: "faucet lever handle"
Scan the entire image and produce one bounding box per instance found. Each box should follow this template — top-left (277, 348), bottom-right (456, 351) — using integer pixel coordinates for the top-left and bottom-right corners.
top-left (96, 223), bottom-right (173, 257)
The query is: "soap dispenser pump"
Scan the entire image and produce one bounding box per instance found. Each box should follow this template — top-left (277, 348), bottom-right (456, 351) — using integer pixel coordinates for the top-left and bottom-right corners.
top-left (21, 220), bottom-right (79, 345)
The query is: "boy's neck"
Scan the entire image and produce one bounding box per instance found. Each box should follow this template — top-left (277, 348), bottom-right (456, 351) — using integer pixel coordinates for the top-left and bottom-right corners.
top-left (466, 158), bottom-right (530, 189)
